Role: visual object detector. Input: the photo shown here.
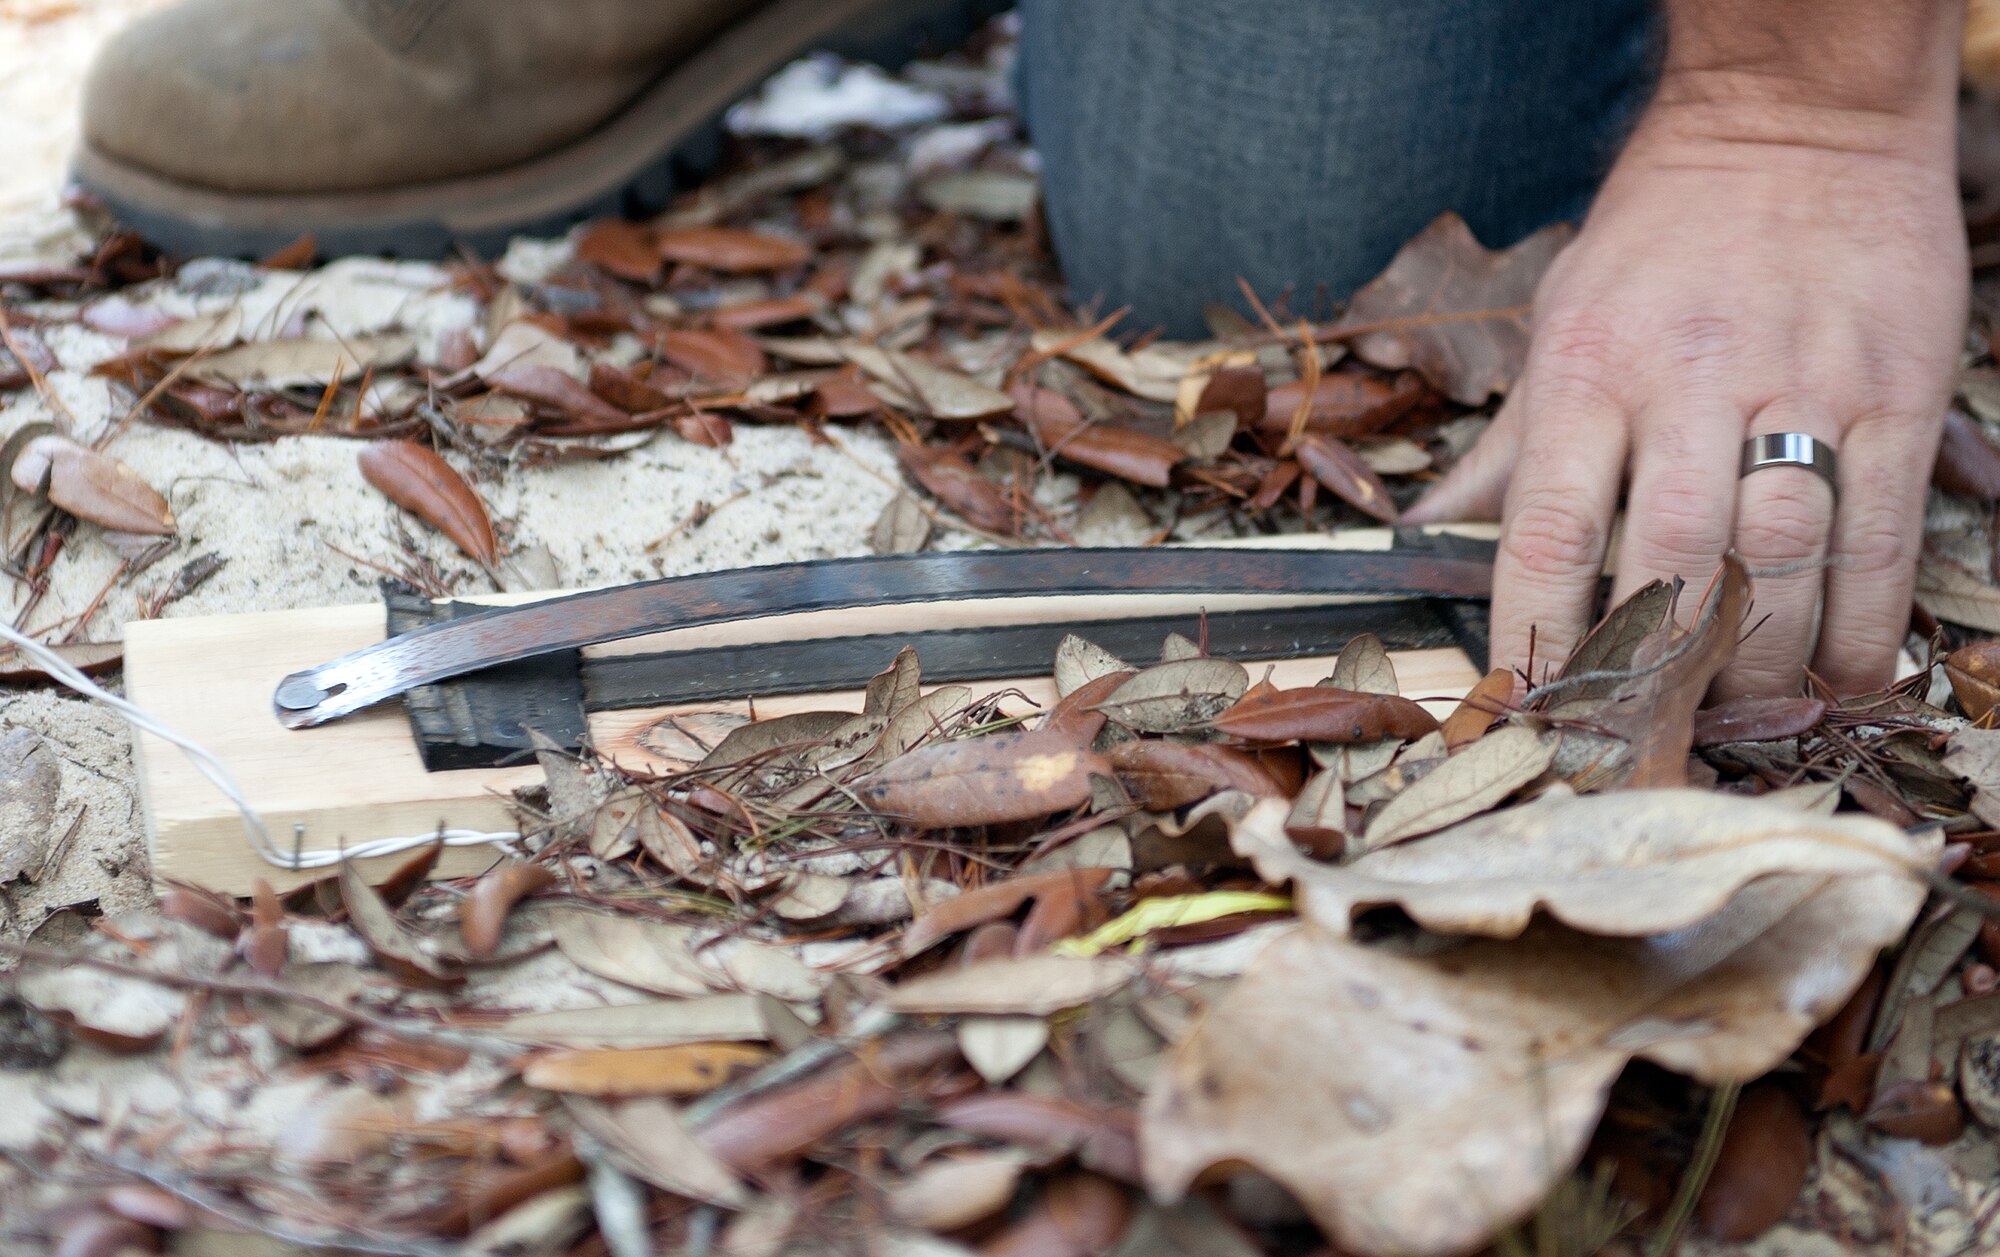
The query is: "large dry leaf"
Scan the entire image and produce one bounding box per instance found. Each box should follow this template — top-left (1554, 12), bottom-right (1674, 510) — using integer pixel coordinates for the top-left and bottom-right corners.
top-left (497, 993), bottom-right (780, 1048)
top-left (1331, 212), bottom-right (1573, 404)
top-left (1355, 726), bottom-right (1556, 853)
top-left (1233, 791), bottom-right (1928, 938)
top-left (1144, 857), bottom-right (1929, 1257)
top-left (1212, 685), bottom-right (1438, 745)
top-left (886, 955), bottom-right (1130, 1016)
top-left (859, 730), bottom-right (1108, 827)
top-left (0, 727), bottom-right (59, 884)
top-left (898, 443), bottom-right (1016, 533)
top-left (12, 435), bottom-right (175, 535)
top-left (357, 440), bottom-right (498, 566)
top-left (1294, 435), bottom-right (1398, 523)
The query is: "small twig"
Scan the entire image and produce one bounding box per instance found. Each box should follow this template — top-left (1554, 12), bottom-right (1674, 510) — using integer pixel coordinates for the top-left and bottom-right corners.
top-left (0, 940), bottom-right (521, 1059)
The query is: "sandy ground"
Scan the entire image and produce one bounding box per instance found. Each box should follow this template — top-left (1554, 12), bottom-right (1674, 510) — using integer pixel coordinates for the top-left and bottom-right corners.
top-left (0, 1), bottom-right (908, 927)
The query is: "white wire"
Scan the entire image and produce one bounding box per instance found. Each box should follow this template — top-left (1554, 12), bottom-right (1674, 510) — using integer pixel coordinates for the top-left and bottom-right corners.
top-left (0, 618), bottom-right (522, 871)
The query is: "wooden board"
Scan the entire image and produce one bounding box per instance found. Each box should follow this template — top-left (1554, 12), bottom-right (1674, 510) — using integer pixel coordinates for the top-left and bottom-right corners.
top-left (128, 529), bottom-right (1494, 894)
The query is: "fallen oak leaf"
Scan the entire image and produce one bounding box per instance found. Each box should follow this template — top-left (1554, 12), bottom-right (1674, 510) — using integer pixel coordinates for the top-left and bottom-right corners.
top-left (357, 439), bottom-right (499, 567)
top-left (654, 327), bottom-right (768, 388)
top-left (1690, 696), bottom-right (1828, 746)
top-left (1294, 435), bottom-right (1399, 523)
top-left (1142, 856), bottom-right (1927, 1257)
top-left (897, 443), bottom-right (1016, 533)
top-left (574, 218), bottom-right (662, 282)
top-left (1095, 657), bottom-right (1249, 733)
top-left (486, 362), bottom-right (632, 430)
top-left (563, 1095), bottom-right (746, 1207)
top-left (1439, 667), bottom-right (1513, 749)
top-left (1934, 408), bottom-right (2000, 500)
top-left (1012, 383), bottom-right (1185, 488)
top-left (885, 954), bottom-right (1131, 1016)
top-left (1696, 1082), bottom-right (1814, 1242)
top-left (337, 858), bottom-right (463, 990)
top-left (1109, 739), bottom-right (1289, 809)
top-left (1259, 370), bottom-right (1429, 439)
top-left (1032, 328), bottom-right (1192, 403)
top-left (11, 434), bottom-right (175, 535)
top-left (841, 341), bottom-right (1014, 420)
top-left (902, 868), bottom-right (1115, 957)
top-left (859, 728), bottom-right (1109, 827)
top-left (1354, 726), bottom-right (1557, 853)
top-left (1946, 639), bottom-right (2000, 721)
top-left (1231, 789), bottom-right (1931, 939)
top-left (655, 225), bottom-right (810, 272)
top-left (1209, 685), bottom-right (1437, 745)
top-left (1330, 212), bottom-right (1574, 405)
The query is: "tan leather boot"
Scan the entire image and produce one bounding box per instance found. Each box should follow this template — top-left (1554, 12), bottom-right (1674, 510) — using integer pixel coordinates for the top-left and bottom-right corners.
top-left (74, 0), bottom-right (1003, 257)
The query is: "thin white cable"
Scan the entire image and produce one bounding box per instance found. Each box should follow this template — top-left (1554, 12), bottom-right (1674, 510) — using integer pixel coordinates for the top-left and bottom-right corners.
top-left (0, 619), bottom-right (521, 871)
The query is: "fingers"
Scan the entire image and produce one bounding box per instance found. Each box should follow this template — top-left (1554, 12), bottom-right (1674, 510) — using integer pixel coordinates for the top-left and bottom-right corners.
top-left (1609, 400), bottom-right (1740, 608)
top-left (1811, 415), bottom-right (1938, 694)
top-left (1714, 404), bottom-right (1840, 699)
top-left (1402, 401), bottom-right (1520, 524)
top-left (1488, 393), bottom-right (1629, 686)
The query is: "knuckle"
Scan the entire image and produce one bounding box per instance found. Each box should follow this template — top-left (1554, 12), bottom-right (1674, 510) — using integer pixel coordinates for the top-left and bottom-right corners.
top-left (1631, 470), bottom-right (1729, 571)
top-left (1503, 491), bottom-right (1604, 580)
top-left (1660, 311), bottom-right (1738, 370)
top-left (1837, 499), bottom-right (1920, 579)
top-left (1527, 311), bottom-right (1627, 407)
top-left (1734, 494), bottom-right (1827, 561)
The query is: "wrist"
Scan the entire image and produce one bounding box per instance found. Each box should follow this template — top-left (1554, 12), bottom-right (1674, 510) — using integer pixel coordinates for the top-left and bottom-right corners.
top-left (1636, 66), bottom-right (1958, 167)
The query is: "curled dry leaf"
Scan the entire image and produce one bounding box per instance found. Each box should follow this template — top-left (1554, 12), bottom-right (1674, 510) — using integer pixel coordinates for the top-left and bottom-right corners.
top-left (1095, 658), bottom-right (1248, 733)
top-left (1439, 667), bottom-right (1512, 748)
top-left (487, 362), bottom-right (631, 429)
top-left (859, 728), bottom-right (1108, 827)
top-left (1294, 435), bottom-right (1399, 523)
top-left (1235, 789), bottom-right (1932, 939)
top-left (1210, 685), bottom-right (1437, 745)
top-left (1144, 859), bottom-right (1925, 1257)
top-left (12, 435), bottom-right (175, 535)
top-left (357, 440), bottom-right (499, 567)
top-left (1330, 631), bottom-right (1399, 695)
top-left (243, 877), bottom-right (288, 978)
top-left (338, 858), bottom-right (463, 990)
top-left (1332, 211), bottom-right (1574, 405)
top-left (897, 443), bottom-right (1016, 534)
top-left (1947, 639), bottom-right (2000, 721)
top-left (1696, 1082), bottom-right (1813, 1242)
top-left (460, 860), bottom-right (557, 959)
top-left (1054, 633), bottom-right (1132, 699)
top-left (1864, 1078), bottom-right (1965, 1144)
top-left (1354, 726), bottom-right (1556, 853)
top-left (655, 225), bottom-right (810, 272)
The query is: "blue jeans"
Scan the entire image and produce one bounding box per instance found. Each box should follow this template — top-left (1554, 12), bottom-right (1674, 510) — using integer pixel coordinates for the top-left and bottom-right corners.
top-left (1016, 0), bottom-right (1662, 336)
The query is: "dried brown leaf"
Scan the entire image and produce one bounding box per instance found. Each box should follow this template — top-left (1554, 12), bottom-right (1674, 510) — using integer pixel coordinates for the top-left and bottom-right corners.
top-left (524, 1043), bottom-right (768, 1097)
top-left (843, 342), bottom-right (1013, 420)
top-left (656, 225), bottom-right (810, 272)
top-left (1696, 1082), bottom-right (1813, 1241)
top-left (1935, 408), bottom-right (2000, 500)
top-left (886, 954), bottom-right (1130, 1015)
top-left (564, 1095), bottom-right (747, 1206)
top-left (575, 219), bottom-right (663, 282)
top-left (1013, 383), bottom-right (1185, 487)
top-left (1333, 212), bottom-right (1573, 404)
top-left (902, 868), bottom-right (1114, 957)
top-left (897, 443), bottom-right (1016, 533)
top-left (1144, 860), bottom-right (1923, 1257)
top-left (1439, 668), bottom-right (1513, 748)
top-left (859, 729), bottom-right (1109, 827)
top-left (1109, 740), bottom-right (1287, 809)
top-left (13, 435), bottom-right (175, 535)
top-left (460, 861), bottom-right (556, 959)
top-left (1095, 658), bottom-right (1249, 733)
top-left (1294, 435), bottom-right (1399, 523)
top-left (1211, 686), bottom-right (1437, 745)
top-left (338, 858), bottom-right (463, 990)
top-left (889, 1151), bottom-right (1029, 1231)
top-left (655, 327), bottom-right (768, 387)
top-left (1260, 371), bottom-right (1427, 439)
top-left (1354, 726), bottom-right (1556, 852)
top-left (1234, 790), bottom-right (1932, 938)
top-left (357, 440), bottom-right (498, 566)
top-left (1690, 696), bottom-right (1827, 746)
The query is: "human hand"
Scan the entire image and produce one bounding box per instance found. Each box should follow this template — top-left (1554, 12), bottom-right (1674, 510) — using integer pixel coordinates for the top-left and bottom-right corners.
top-left (1404, 77), bottom-right (1967, 698)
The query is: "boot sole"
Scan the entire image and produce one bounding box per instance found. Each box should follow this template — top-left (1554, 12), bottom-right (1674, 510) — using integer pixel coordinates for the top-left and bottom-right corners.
top-left (72, 0), bottom-right (1009, 259)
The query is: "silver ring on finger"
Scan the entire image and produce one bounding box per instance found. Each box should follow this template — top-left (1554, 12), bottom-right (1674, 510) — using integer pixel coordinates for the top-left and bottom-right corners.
top-left (1740, 432), bottom-right (1837, 501)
